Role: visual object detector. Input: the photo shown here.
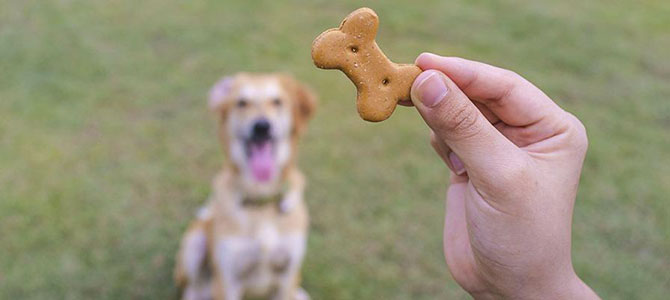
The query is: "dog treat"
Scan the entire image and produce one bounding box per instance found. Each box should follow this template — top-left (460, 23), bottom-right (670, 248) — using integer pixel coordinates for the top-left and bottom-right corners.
top-left (311, 7), bottom-right (421, 122)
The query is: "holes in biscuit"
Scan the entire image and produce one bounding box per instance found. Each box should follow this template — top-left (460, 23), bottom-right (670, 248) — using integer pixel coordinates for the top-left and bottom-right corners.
top-left (382, 78), bottom-right (390, 85)
top-left (350, 46), bottom-right (358, 53)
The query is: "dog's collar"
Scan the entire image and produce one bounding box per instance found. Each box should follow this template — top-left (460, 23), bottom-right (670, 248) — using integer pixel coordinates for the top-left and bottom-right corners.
top-left (240, 182), bottom-right (289, 207)
top-left (241, 193), bottom-right (283, 207)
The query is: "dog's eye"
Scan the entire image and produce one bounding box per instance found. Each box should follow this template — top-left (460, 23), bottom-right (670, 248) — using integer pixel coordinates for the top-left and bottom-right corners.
top-left (272, 98), bottom-right (282, 107)
top-left (237, 98), bottom-right (248, 108)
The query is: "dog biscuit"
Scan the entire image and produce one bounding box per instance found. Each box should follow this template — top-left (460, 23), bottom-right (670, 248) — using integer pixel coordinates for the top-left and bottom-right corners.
top-left (311, 7), bottom-right (421, 122)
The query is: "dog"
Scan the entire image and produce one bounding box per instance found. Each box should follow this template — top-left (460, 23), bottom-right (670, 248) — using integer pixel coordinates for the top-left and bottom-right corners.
top-left (174, 73), bottom-right (316, 300)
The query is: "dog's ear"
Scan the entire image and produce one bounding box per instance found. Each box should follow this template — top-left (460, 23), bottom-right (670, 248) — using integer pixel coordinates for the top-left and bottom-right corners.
top-left (208, 76), bottom-right (236, 112)
top-left (280, 75), bottom-right (317, 136)
top-left (295, 81), bottom-right (317, 125)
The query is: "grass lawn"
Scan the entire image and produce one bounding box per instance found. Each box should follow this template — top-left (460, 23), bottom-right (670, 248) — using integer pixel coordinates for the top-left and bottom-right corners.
top-left (1, 0), bottom-right (669, 298)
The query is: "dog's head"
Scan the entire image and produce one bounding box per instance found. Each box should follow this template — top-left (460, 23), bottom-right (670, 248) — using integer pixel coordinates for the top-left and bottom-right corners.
top-left (208, 73), bottom-right (316, 185)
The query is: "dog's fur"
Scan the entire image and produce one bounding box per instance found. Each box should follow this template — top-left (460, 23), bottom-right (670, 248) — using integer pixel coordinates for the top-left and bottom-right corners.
top-left (174, 73), bottom-right (316, 300)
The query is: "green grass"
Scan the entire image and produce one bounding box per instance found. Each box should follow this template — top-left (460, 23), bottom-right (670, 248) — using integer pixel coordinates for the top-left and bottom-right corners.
top-left (1, 0), bottom-right (669, 298)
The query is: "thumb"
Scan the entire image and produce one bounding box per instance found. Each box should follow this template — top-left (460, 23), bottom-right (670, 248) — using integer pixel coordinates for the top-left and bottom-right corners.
top-left (411, 70), bottom-right (524, 180)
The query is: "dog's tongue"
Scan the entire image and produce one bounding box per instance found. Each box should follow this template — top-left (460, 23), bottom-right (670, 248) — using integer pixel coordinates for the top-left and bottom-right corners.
top-left (249, 142), bottom-right (275, 182)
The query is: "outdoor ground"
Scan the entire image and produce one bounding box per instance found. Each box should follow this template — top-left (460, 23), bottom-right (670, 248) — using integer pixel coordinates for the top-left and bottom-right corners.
top-left (1, 0), bottom-right (669, 299)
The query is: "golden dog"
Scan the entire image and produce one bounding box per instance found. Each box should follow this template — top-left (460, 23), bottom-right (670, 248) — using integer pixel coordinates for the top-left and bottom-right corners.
top-left (175, 73), bottom-right (316, 300)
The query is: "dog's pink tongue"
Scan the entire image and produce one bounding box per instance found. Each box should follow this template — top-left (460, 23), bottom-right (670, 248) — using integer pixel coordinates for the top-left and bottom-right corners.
top-left (249, 142), bottom-right (275, 182)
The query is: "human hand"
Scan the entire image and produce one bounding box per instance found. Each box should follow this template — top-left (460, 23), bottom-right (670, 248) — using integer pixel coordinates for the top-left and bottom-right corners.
top-left (409, 53), bottom-right (598, 299)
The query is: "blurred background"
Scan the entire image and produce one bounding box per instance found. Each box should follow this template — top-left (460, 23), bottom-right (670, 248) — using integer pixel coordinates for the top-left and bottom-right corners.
top-left (1, 0), bottom-right (669, 299)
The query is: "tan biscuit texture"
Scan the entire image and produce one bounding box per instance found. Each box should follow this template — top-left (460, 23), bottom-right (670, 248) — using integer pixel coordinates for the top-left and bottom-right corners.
top-left (311, 7), bottom-right (421, 122)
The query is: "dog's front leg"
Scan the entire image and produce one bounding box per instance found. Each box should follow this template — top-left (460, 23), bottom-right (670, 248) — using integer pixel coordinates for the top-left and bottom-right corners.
top-left (212, 237), bottom-right (259, 300)
top-left (272, 233), bottom-right (307, 300)
top-left (211, 277), bottom-right (241, 300)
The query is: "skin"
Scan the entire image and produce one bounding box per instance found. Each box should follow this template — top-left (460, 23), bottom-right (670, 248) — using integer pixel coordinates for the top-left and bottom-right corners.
top-left (407, 53), bottom-right (600, 299)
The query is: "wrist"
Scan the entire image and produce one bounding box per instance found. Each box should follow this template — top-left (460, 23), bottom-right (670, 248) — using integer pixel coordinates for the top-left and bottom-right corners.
top-left (469, 271), bottom-right (598, 300)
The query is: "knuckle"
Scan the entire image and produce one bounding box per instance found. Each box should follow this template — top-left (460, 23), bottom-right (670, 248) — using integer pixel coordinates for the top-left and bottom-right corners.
top-left (516, 126), bottom-right (535, 143)
top-left (499, 69), bottom-right (525, 89)
top-left (437, 101), bottom-right (482, 141)
top-left (486, 69), bottom-right (524, 105)
top-left (564, 112), bottom-right (589, 154)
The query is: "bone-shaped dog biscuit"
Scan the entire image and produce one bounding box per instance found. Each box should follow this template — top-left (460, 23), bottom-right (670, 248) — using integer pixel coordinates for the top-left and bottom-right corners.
top-left (311, 7), bottom-right (421, 122)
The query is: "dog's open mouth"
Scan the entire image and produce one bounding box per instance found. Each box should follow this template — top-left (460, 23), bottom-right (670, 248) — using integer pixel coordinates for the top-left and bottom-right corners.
top-left (246, 138), bottom-right (276, 183)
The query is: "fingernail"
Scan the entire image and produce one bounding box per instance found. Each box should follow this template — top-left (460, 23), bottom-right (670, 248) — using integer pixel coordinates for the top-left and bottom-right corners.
top-left (448, 152), bottom-right (465, 175)
top-left (414, 71), bottom-right (448, 108)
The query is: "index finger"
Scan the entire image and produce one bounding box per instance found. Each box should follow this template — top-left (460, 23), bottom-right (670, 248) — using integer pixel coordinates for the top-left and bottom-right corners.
top-left (415, 53), bottom-right (562, 126)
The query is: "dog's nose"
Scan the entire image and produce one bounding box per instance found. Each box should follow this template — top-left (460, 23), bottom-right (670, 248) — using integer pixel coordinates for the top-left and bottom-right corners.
top-left (252, 119), bottom-right (271, 138)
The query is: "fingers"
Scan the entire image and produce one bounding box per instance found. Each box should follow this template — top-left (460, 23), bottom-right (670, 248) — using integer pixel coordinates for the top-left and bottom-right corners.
top-left (473, 101), bottom-right (500, 124)
top-left (415, 53), bottom-right (563, 127)
top-left (430, 131), bottom-right (467, 177)
top-left (443, 180), bottom-right (481, 290)
top-left (411, 70), bottom-right (526, 180)
top-left (429, 131), bottom-right (450, 165)
top-left (494, 118), bottom-right (567, 148)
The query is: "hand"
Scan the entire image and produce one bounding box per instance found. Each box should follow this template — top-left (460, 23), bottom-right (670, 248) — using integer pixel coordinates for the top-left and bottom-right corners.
top-left (409, 53), bottom-right (599, 299)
